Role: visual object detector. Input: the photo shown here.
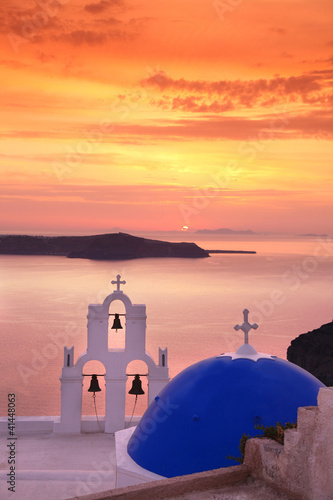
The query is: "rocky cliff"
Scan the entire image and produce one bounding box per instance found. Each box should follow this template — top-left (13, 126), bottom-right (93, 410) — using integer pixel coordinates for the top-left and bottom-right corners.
top-left (287, 321), bottom-right (333, 386)
top-left (0, 232), bottom-right (210, 260)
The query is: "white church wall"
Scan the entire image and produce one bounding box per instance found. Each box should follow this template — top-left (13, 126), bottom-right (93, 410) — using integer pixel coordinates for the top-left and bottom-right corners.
top-left (115, 427), bottom-right (165, 488)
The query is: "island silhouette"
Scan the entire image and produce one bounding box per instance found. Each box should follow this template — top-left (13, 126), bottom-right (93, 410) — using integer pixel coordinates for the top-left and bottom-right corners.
top-left (0, 232), bottom-right (256, 260)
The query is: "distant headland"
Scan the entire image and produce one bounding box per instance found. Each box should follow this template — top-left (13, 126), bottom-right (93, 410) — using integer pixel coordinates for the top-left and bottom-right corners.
top-left (206, 249), bottom-right (256, 254)
top-left (0, 232), bottom-right (210, 260)
top-left (195, 228), bottom-right (255, 235)
top-left (0, 232), bottom-right (258, 260)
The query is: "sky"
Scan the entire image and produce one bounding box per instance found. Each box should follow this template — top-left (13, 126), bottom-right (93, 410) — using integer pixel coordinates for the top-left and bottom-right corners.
top-left (0, 0), bottom-right (332, 235)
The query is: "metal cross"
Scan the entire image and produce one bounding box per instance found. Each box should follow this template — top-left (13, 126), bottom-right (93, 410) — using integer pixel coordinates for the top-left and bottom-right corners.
top-left (234, 309), bottom-right (258, 344)
top-left (111, 274), bottom-right (126, 291)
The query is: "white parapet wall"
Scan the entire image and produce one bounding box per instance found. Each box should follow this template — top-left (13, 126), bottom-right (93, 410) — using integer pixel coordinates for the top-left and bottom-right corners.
top-left (244, 386), bottom-right (333, 500)
top-left (0, 415), bottom-right (141, 435)
top-left (0, 416), bottom-right (56, 434)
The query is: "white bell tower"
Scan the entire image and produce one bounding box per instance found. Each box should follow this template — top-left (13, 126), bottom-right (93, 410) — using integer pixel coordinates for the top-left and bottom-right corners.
top-left (54, 275), bottom-right (170, 434)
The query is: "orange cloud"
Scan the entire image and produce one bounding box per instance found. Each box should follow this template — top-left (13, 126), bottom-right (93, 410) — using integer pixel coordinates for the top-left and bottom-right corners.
top-left (84, 1), bottom-right (125, 15)
top-left (0, 0), bottom-right (332, 234)
top-left (142, 70), bottom-right (333, 110)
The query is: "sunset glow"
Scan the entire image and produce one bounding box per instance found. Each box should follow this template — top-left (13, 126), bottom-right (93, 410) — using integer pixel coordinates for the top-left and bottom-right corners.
top-left (1, 0), bottom-right (332, 234)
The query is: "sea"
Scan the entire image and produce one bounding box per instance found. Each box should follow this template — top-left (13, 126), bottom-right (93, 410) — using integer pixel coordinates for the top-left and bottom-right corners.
top-left (0, 232), bottom-right (332, 418)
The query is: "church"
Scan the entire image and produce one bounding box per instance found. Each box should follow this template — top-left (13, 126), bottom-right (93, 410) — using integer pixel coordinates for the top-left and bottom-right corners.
top-left (54, 276), bottom-right (328, 495)
top-left (1, 275), bottom-right (330, 499)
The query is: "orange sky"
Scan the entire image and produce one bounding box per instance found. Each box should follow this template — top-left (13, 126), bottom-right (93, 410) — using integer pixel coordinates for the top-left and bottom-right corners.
top-left (0, 0), bottom-right (332, 234)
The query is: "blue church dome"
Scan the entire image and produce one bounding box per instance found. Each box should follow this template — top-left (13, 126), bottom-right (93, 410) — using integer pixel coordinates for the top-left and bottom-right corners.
top-left (128, 311), bottom-right (325, 478)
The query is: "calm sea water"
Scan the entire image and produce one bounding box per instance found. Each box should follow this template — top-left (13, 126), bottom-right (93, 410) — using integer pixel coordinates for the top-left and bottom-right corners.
top-left (0, 234), bottom-right (332, 417)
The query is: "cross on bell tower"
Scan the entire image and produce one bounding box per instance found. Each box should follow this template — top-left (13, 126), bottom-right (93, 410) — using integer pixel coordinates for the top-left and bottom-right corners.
top-left (234, 309), bottom-right (258, 345)
top-left (111, 274), bottom-right (126, 292)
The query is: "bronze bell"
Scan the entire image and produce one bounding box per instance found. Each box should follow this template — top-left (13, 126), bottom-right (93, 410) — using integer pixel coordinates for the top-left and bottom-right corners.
top-left (128, 374), bottom-right (145, 395)
top-left (88, 374), bottom-right (101, 395)
top-left (111, 313), bottom-right (123, 332)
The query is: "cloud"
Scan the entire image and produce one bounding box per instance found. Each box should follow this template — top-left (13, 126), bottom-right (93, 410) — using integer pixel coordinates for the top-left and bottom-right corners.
top-left (280, 52), bottom-right (294, 59)
top-left (143, 72), bottom-right (323, 97)
top-left (309, 69), bottom-right (333, 77)
top-left (56, 28), bottom-right (136, 45)
top-left (0, 59), bottom-right (30, 69)
top-left (0, 130), bottom-right (68, 139)
top-left (56, 29), bottom-right (108, 45)
top-left (102, 109), bottom-right (332, 142)
top-left (0, 183), bottom-right (193, 206)
top-left (141, 70), bottom-right (333, 111)
top-left (0, 4), bottom-right (62, 37)
top-left (2, 107), bottom-right (332, 143)
top-left (95, 17), bottom-right (123, 26)
top-left (0, 183), bottom-right (310, 206)
top-left (54, 21), bottom-right (138, 45)
top-left (270, 27), bottom-right (287, 35)
top-left (170, 96), bottom-right (234, 113)
top-left (150, 96), bottom-right (235, 113)
top-left (84, 0), bottom-right (124, 14)
top-left (1, 1), bottom-right (130, 48)
top-left (35, 51), bottom-right (57, 63)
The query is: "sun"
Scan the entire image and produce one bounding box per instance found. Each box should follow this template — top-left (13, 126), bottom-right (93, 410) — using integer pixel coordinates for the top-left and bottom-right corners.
top-left (181, 226), bottom-right (189, 231)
